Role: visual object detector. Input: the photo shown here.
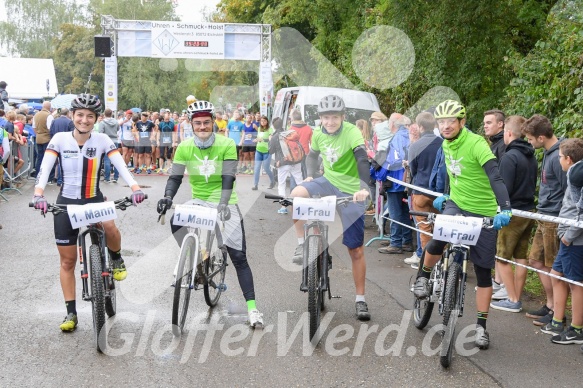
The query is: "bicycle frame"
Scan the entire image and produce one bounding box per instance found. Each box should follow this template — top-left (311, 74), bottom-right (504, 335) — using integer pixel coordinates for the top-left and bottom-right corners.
top-left (300, 221), bottom-right (331, 298)
top-left (78, 224), bottom-right (114, 302)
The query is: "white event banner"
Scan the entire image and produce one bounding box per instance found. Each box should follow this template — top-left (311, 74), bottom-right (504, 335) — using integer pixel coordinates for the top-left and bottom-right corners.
top-left (68, 202), bottom-right (117, 229)
top-left (259, 61), bottom-right (273, 116)
top-left (173, 205), bottom-right (218, 231)
top-left (432, 214), bottom-right (483, 246)
top-left (151, 21), bottom-right (225, 59)
top-left (293, 196), bottom-right (337, 222)
top-left (104, 56), bottom-right (118, 111)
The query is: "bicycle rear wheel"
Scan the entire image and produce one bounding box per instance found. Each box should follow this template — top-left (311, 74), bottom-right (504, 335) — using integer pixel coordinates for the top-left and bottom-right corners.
top-left (440, 260), bottom-right (462, 368)
top-left (413, 250), bottom-right (435, 330)
top-left (90, 245), bottom-right (106, 352)
top-left (203, 225), bottom-right (227, 307)
top-left (172, 235), bottom-right (196, 336)
top-left (307, 235), bottom-right (322, 342)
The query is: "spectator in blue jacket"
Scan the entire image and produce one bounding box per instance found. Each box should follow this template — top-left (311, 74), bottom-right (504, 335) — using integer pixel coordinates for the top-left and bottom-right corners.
top-left (377, 115), bottom-right (413, 254)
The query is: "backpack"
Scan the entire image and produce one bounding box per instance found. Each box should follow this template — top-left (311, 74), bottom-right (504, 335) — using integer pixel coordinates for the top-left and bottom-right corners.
top-left (279, 130), bottom-right (305, 164)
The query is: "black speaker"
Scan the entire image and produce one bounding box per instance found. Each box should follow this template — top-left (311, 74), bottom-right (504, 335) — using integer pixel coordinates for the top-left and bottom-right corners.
top-left (94, 36), bottom-right (112, 58)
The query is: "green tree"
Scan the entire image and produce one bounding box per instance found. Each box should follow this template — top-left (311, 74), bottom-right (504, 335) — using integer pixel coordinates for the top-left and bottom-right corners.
top-left (503, 0), bottom-right (583, 138)
top-left (0, 0), bottom-right (83, 57)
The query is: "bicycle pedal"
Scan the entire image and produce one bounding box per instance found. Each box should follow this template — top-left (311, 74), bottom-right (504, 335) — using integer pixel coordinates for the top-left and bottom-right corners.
top-left (331, 295), bottom-right (341, 299)
top-left (217, 283), bottom-right (227, 291)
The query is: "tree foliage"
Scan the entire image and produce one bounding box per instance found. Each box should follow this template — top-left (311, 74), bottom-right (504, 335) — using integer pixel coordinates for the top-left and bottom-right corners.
top-left (0, 0), bottom-right (83, 58)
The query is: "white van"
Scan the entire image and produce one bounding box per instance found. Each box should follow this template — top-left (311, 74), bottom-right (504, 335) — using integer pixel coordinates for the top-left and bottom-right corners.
top-left (272, 86), bottom-right (380, 128)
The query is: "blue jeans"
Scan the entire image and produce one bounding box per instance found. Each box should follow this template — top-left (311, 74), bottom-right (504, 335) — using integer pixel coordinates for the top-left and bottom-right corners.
top-left (35, 142), bottom-right (48, 175)
top-left (104, 152), bottom-right (119, 181)
top-left (253, 151), bottom-right (274, 186)
top-left (386, 191), bottom-right (412, 248)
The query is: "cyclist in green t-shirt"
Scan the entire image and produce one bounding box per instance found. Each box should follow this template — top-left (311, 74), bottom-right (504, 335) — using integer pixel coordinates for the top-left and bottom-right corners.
top-left (290, 95), bottom-right (372, 321)
top-left (413, 100), bottom-right (512, 349)
top-left (157, 100), bottom-right (264, 328)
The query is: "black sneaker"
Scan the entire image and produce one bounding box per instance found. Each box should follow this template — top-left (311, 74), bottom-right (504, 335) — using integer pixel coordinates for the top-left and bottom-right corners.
top-left (356, 301), bottom-right (371, 321)
top-left (526, 304), bottom-right (552, 319)
top-left (551, 327), bottom-right (583, 344)
top-left (534, 313), bottom-right (565, 327)
top-left (541, 321), bottom-right (565, 335)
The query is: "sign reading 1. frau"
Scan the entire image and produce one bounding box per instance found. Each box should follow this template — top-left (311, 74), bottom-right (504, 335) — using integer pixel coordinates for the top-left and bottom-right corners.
top-left (68, 202), bottom-right (117, 229)
top-left (432, 215), bottom-right (482, 246)
top-left (293, 196), bottom-right (337, 222)
top-left (173, 205), bottom-right (218, 231)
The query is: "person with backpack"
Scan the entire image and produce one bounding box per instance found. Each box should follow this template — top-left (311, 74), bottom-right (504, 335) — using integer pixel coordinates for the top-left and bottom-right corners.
top-left (269, 117), bottom-right (304, 214)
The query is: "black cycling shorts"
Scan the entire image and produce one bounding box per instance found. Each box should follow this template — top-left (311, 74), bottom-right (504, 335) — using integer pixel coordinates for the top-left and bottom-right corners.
top-left (242, 145), bottom-right (256, 153)
top-left (135, 145), bottom-right (152, 154)
top-left (54, 193), bottom-right (105, 246)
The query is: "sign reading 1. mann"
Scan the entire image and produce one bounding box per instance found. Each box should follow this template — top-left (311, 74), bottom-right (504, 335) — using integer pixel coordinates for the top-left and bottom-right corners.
top-left (151, 22), bottom-right (225, 59)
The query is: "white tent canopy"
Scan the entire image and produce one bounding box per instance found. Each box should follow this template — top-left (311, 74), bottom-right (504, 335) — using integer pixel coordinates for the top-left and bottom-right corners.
top-left (0, 58), bottom-right (59, 99)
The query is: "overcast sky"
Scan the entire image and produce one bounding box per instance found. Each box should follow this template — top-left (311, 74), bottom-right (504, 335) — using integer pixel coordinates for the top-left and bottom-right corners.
top-left (0, 0), bottom-right (221, 22)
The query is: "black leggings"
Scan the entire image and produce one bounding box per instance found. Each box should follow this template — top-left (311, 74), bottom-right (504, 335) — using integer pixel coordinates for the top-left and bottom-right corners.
top-left (170, 214), bottom-right (255, 301)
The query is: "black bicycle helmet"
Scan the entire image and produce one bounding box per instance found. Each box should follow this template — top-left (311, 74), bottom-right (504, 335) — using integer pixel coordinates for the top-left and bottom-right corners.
top-left (187, 100), bottom-right (214, 119)
top-left (317, 95), bottom-right (345, 115)
top-left (70, 93), bottom-right (103, 114)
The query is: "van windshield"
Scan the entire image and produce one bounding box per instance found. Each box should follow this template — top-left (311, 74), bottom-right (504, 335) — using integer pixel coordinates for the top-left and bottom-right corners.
top-left (304, 105), bottom-right (376, 126)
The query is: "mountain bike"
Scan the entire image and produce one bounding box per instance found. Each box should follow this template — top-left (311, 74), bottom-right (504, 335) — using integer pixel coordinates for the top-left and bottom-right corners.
top-left (158, 203), bottom-right (228, 336)
top-left (30, 196), bottom-right (143, 352)
top-left (265, 194), bottom-right (351, 342)
top-left (409, 210), bottom-right (493, 368)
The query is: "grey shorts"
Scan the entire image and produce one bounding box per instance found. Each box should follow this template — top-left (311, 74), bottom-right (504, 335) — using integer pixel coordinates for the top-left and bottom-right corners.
top-left (183, 199), bottom-right (245, 251)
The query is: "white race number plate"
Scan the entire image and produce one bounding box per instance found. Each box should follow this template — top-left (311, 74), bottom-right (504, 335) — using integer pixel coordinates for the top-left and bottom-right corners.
top-left (68, 202), bottom-right (117, 228)
top-left (173, 205), bottom-right (218, 231)
top-left (433, 214), bottom-right (483, 246)
top-left (293, 196), bottom-right (337, 222)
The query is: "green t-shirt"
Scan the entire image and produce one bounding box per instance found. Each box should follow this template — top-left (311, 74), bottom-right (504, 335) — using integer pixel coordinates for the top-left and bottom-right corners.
top-left (311, 121), bottom-right (364, 194)
top-left (442, 128), bottom-right (497, 216)
top-left (255, 127), bottom-right (273, 153)
top-left (173, 135), bottom-right (239, 204)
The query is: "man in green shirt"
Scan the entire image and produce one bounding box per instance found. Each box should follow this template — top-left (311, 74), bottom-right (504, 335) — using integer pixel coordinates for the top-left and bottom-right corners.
top-left (291, 95), bottom-right (372, 321)
top-left (157, 100), bottom-right (263, 328)
top-left (413, 100), bottom-right (512, 349)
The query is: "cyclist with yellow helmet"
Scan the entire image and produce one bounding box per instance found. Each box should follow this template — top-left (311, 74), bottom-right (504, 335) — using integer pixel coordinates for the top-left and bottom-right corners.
top-left (413, 100), bottom-right (512, 349)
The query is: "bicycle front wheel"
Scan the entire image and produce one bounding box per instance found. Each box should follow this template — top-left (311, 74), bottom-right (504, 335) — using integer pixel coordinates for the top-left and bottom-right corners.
top-left (90, 244), bottom-right (106, 352)
top-left (307, 235), bottom-right (322, 342)
top-left (105, 257), bottom-right (116, 318)
top-left (440, 260), bottom-right (462, 368)
top-left (172, 235), bottom-right (196, 336)
top-left (413, 250), bottom-right (435, 329)
top-left (203, 225), bottom-right (227, 307)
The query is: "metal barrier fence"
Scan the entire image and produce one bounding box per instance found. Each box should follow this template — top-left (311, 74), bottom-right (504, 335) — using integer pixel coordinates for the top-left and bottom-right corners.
top-left (367, 176), bottom-right (583, 288)
top-left (1, 140), bottom-right (35, 200)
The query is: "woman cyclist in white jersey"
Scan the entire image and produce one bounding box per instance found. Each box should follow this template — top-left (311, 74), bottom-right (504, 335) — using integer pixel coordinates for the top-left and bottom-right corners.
top-left (32, 94), bottom-right (146, 332)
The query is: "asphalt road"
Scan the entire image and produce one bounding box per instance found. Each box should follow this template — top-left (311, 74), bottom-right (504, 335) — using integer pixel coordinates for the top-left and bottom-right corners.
top-left (1, 173), bottom-right (581, 387)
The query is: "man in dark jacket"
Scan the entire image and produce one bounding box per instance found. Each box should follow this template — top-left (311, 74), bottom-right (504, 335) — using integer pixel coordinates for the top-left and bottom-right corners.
top-left (407, 112), bottom-right (442, 265)
top-left (484, 109), bottom-right (507, 290)
top-left (490, 116), bottom-right (537, 313)
top-left (522, 114), bottom-right (568, 323)
top-left (99, 108), bottom-right (120, 182)
top-left (484, 109), bottom-right (506, 160)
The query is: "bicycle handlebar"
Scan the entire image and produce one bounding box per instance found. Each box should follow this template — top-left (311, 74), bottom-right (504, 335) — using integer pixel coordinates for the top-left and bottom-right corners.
top-left (264, 194), bottom-right (354, 207)
top-left (409, 210), bottom-right (494, 228)
top-left (30, 195), bottom-right (148, 216)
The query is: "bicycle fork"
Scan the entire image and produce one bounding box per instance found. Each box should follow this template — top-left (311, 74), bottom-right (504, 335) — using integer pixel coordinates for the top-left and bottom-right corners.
top-left (78, 229), bottom-right (113, 302)
top-left (439, 248), bottom-right (468, 318)
top-left (300, 222), bottom-right (334, 298)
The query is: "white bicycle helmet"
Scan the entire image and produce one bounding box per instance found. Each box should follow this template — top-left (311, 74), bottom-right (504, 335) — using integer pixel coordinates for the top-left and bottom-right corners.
top-left (187, 100), bottom-right (214, 119)
top-left (317, 95), bottom-right (345, 115)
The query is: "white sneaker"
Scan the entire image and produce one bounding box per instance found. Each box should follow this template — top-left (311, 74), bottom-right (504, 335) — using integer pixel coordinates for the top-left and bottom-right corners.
top-left (491, 286), bottom-right (508, 301)
top-left (404, 253), bottom-right (420, 265)
top-left (248, 309), bottom-right (264, 328)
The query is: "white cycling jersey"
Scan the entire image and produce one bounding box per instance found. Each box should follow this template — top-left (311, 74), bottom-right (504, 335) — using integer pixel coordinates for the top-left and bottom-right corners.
top-left (36, 131), bottom-right (137, 199)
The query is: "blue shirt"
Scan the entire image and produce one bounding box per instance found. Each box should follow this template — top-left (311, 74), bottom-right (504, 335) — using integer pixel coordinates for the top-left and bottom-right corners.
top-left (227, 121), bottom-right (244, 145)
